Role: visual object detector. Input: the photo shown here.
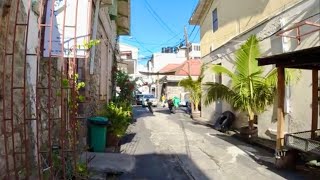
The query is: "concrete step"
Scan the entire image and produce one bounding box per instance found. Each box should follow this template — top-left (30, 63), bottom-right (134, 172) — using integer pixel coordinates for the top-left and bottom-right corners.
top-left (81, 152), bottom-right (135, 175)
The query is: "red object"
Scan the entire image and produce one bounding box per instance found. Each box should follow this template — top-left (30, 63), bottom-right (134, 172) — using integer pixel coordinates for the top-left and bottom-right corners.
top-left (159, 59), bottom-right (202, 76)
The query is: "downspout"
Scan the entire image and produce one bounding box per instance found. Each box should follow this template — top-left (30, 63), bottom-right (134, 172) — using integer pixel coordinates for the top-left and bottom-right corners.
top-left (90, 0), bottom-right (101, 74)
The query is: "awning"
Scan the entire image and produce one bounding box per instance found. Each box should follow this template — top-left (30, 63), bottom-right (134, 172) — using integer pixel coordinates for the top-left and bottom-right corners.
top-left (189, 0), bottom-right (213, 25)
top-left (257, 46), bottom-right (320, 69)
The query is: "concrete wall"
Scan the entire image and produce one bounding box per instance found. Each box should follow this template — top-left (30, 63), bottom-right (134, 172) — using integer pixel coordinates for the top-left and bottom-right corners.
top-left (152, 53), bottom-right (187, 72)
top-left (200, 0), bottom-right (320, 140)
top-left (166, 82), bottom-right (185, 100)
top-left (119, 43), bottom-right (139, 60)
top-left (198, 0), bottom-right (303, 57)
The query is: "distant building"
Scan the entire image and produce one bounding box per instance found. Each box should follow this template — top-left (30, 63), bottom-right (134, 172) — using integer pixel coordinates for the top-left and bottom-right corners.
top-left (146, 43), bottom-right (201, 97)
top-left (119, 43), bottom-right (139, 79)
top-left (159, 59), bottom-right (202, 100)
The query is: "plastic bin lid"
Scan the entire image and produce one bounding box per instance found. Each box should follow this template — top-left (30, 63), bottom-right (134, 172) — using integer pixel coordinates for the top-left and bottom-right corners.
top-left (88, 116), bottom-right (109, 125)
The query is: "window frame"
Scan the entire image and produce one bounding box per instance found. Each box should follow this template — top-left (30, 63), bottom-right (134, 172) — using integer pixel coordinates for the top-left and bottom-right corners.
top-left (212, 8), bottom-right (218, 32)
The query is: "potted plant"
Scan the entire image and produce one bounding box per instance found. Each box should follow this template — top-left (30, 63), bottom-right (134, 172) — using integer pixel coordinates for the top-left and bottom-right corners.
top-left (100, 102), bottom-right (132, 147)
top-left (204, 35), bottom-right (298, 136)
top-left (179, 66), bottom-right (204, 119)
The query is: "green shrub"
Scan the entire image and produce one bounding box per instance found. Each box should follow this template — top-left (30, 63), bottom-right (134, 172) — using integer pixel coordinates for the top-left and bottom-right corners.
top-left (99, 102), bottom-right (132, 138)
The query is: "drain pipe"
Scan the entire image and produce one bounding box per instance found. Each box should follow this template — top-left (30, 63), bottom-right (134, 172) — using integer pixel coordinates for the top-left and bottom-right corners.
top-left (90, 0), bottom-right (101, 74)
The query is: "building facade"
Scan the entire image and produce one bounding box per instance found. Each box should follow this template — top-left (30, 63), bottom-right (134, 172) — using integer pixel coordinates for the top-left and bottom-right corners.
top-left (0, 0), bottom-right (130, 178)
top-left (146, 44), bottom-right (201, 97)
top-left (190, 0), bottom-right (320, 140)
top-left (119, 43), bottom-right (139, 79)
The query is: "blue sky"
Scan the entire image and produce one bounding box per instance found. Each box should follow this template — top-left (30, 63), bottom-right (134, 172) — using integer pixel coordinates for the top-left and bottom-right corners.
top-left (119, 0), bottom-right (200, 66)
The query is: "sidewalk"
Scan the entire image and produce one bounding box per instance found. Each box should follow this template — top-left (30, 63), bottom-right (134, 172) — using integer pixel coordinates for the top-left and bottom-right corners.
top-left (192, 116), bottom-right (276, 153)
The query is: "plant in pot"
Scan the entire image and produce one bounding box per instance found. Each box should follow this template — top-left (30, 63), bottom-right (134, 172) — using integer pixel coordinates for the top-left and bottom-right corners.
top-left (100, 102), bottom-right (131, 147)
top-left (179, 66), bottom-right (204, 119)
top-left (204, 35), bottom-right (299, 137)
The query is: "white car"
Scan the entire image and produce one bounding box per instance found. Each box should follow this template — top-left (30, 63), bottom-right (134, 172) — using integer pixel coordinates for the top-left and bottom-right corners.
top-left (142, 94), bottom-right (158, 107)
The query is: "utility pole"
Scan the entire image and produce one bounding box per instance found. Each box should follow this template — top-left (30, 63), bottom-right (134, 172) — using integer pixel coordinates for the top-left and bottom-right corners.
top-left (184, 26), bottom-right (193, 114)
top-left (184, 26), bottom-right (191, 74)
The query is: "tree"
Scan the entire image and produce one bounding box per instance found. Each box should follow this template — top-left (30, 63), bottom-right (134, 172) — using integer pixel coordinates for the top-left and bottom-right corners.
top-left (179, 66), bottom-right (204, 113)
top-left (204, 35), bottom-right (298, 129)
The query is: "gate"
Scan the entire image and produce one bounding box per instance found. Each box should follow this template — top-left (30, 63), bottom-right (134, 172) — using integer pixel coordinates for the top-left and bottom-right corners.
top-left (0, 0), bottom-right (90, 179)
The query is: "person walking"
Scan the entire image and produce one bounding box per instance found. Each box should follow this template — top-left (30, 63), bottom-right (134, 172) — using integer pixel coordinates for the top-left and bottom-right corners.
top-left (161, 94), bottom-right (166, 107)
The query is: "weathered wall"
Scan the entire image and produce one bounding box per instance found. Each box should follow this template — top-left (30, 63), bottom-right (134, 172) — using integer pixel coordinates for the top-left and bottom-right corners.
top-left (0, 0), bottom-right (41, 178)
top-left (166, 82), bottom-right (185, 99)
top-left (84, 3), bottom-right (116, 117)
top-left (199, 0), bottom-right (303, 57)
top-left (201, 0), bottom-right (320, 140)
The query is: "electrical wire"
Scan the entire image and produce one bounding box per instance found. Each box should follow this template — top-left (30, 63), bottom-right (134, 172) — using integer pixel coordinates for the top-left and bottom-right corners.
top-left (143, 0), bottom-right (177, 36)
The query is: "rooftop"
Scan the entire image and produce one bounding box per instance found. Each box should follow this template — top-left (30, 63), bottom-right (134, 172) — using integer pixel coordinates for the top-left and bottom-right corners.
top-left (159, 59), bottom-right (202, 76)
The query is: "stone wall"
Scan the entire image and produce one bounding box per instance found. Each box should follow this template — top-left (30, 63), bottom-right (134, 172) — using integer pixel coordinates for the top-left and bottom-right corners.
top-left (166, 82), bottom-right (186, 99)
top-left (84, 4), bottom-right (116, 117)
top-left (0, 1), bottom-right (70, 178)
top-left (0, 1), bottom-right (118, 178)
top-left (0, 1), bottom-right (37, 178)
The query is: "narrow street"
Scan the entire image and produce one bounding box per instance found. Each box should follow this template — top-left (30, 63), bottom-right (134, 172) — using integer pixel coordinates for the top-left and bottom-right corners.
top-left (119, 106), bottom-right (310, 180)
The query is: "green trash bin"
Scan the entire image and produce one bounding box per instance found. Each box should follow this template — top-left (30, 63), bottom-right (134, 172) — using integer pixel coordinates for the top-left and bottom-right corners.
top-left (88, 117), bottom-right (109, 152)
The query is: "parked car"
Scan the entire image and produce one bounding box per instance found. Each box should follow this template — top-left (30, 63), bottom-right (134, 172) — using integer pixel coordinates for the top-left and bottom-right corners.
top-left (135, 94), bottom-right (144, 105)
top-left (142, 94), bottom-right (158, 107)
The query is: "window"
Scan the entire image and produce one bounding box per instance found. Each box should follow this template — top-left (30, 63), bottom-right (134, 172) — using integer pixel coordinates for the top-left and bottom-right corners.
top-left (193, 45), bottom-right (200, 51)
top-left (212, 9), bottom-right (218, 32)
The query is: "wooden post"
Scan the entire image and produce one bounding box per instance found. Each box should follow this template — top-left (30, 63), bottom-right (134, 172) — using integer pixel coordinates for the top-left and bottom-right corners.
top-left (276, 67), bottom-right (285, 150)
top-left (312, 69), bottom-right (318, 139)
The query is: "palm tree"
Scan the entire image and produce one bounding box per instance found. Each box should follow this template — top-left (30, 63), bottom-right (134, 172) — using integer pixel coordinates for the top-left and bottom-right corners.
top-left (204, 35), bottom-right (295, 130)
top-left (179, 66), bottom-right (204, 114)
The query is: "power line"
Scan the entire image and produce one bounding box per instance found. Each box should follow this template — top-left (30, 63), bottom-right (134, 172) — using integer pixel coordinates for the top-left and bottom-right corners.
top-left (143, 0), bottom-right (177, 36)
top-left (191, 27), bottom-right (200, 42)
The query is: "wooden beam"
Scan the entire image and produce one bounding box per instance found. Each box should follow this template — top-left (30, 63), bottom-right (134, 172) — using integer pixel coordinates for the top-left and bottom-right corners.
top-left (276, 67), bottom-right (285, 150)
top-left (312, 69), bottom-right (318, 139)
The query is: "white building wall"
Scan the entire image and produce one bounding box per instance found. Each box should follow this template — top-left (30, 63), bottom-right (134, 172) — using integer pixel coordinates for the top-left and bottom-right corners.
top-left (152, 53), bottom-right (187, 72)
top-left (119, 43), bottom-right (139, 60)
top-left (119, 43), bottom-right (138, 78)
top-left (202, 0), bottom-right (320, 140)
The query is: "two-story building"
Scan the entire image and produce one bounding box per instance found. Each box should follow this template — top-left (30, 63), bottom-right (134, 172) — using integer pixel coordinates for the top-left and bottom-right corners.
top-left (190, 0), bottom-right (320, 142)
top-left (119, 43), bottom-right (139, 79)
top-left (146, 44), bottom-right (201, 98)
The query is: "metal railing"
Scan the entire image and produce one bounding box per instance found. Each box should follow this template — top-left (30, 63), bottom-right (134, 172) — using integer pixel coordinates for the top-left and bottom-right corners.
top-left (284, 129), bottom-right (320, 156)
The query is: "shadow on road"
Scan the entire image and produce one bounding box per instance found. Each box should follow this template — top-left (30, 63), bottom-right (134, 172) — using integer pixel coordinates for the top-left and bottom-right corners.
top-left (119, 133), bottom-right (136, 146)
top-left (120, 153), bottom-right (210, 180)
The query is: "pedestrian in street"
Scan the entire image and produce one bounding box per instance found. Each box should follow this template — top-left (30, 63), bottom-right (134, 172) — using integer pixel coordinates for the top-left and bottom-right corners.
top-left (161, 94), bottom-right (166, 107)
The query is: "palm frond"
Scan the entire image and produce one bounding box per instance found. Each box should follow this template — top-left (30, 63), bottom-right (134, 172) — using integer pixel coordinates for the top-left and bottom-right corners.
top-left (285, 69), bottom-right (301, 85)
top-left (210, 65), bottom-right (235, 79)
top-left (204, 82), bottom-right (235, 106)
top-left (265, 68), bottom-right (302, 86)
top-left (235, 35), bottom-right (263, 78)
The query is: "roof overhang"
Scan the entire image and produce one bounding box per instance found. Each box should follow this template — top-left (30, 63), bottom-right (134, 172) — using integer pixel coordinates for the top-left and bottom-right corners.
top-left (257, 46), bottom-right (320, 70)
top-left (117, 0), bottom-right (131, 35)
top-left (189, 0), bottom-right (213, 25)
top-left (139, 71), bottom-right (176, 76)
